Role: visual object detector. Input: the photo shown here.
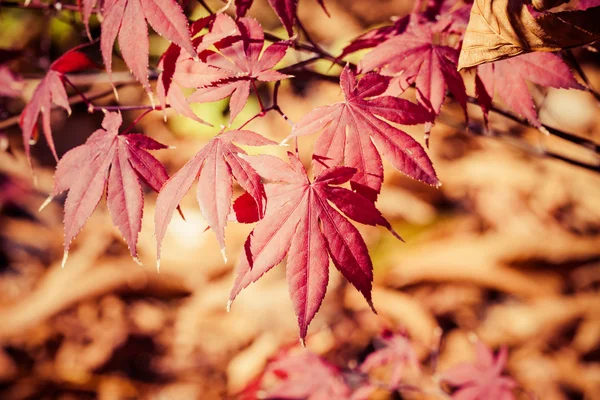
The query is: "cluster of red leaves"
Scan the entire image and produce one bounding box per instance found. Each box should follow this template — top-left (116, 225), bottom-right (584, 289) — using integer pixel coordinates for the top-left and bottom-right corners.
top-left (246, 334), bottom-right (517, 400)
top-left (16, 0), bottom-right (587, 341)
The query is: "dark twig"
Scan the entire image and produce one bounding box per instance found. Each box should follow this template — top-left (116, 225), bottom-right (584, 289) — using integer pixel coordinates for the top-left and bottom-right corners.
top-left (564, 49), bottom-right (600, 103)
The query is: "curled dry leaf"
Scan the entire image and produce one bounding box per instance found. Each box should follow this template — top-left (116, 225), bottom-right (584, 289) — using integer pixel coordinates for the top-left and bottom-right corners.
top-left (458, 0), bottom-right (600, 69)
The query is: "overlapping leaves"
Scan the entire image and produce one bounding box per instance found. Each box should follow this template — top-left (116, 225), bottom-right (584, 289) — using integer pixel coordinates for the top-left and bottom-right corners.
top-left (100, 0), bottom-right (197, 95)
top-left (286, 66), bottom-right (438, 202)
top-left (154, 129), bottom-right (275, 266)
top-left (228, 153), bottom-right (401, 339)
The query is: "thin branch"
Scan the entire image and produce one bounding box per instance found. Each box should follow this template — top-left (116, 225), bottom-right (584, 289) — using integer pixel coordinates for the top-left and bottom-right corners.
top-left (564, 49), bottom-right (600, 103)
top-left (467, 97), bottom-right (600, 153)
top-left (437, 112), bottom-right (600, 175)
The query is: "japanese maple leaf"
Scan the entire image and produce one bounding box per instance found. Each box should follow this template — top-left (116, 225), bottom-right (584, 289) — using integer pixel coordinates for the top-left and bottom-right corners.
top-left (359, 331), bottom-right (419, 390)
top-left (100, 0), bottom-right (197, 96)
top-left (19, 44), bottom-right (99, 163)
top-left (50, 111), bottom-right (171, 266)
top-left (441, 342), bottom-right (517, 400)
top-left (154, 129), bottom-right (275, 266)
top-left (228, 153), bottom-right (401, 340)
top-left (475, 52), bottom-right (583, 127)
top-left (226, 0), bottom-right (328, 36)
top-left (284, 66), bottom-right (437, 202)
top-left (156, 13), bottom-right (239, 123)
top-left (187, 17), bottom-right (291, 122)
top-left (359, 19), bottom-right (468, 117)
top-left (263, 351), bottom-right (351, 400)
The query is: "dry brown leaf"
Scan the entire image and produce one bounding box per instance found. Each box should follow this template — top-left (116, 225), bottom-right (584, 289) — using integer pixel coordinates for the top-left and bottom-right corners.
top-left (458, 0), bottom-right (600, 69)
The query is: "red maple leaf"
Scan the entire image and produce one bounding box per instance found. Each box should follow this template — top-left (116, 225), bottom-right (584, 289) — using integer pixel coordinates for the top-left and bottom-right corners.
top-left (263, 351), bottom-right (351, 400)
top-left (284, 66), bottom-right (437, 201)
top-left (228, 153), bottom-right (402, 340)
top-left (100, 0), bottom-right (197, 96)
top-left (19, 44), bottom-right (99, 163)
top-left (359, 331), bottom-right (419, 390)
top-left (156, 13), bottom-right (239, 123)
top-left (154, 129), bottom-right (276, 267)
top-left (475, 52), bottom-right (584, 127)
top-left (49, 111), bottom-right (171, 266)
top-left (441, 341), bottom-right (517, 400)
top-left (186, 17), bottom-right (291, 122)
top-left (359, 18), bottom-right (468, 118)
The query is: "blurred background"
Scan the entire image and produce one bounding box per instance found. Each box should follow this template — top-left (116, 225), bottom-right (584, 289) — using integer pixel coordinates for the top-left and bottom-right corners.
top-left (1, 0), bottom-right (600, 398)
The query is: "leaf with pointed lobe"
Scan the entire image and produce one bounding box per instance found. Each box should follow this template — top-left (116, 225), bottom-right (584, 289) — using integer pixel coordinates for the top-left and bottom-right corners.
top-left (154, 129), bottom-right (275, 264)
top-left (100, 0), bottom-right (196, 95)
top-left (285, 66), bottom-right (437, 202)
top-left (263, 351), bottom-right (352, 400)
top-left (476, 52), bottom-right (584, 127)
top-left (19, 43), bottom-right (100, 164)
top-left (441, 342), bottom-right (517, 400)
top-left (229, 153), bottom-right (401, 340)
top-left (360, 20), bottom-right (468, 117)
top-left (186, 17), bottom-right (291, 122)
top-left (52, 112), bottom-right (170, 264)
top-left (156, 13), bottom-right (240, 121)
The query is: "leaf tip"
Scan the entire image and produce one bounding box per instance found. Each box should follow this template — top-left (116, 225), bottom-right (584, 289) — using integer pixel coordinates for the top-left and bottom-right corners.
top-left (156, 259), bottom-right (161, 273)
top-left (221, 247), bottom-right (228, 263)
top-left (226, 299), bottom-right (232, 313)
top-left (299, 337), bottom-right (306, 348)
top-left (133, 256), bottom-right (143, 266)
top-left (39, 195), bottom-right (54, 212)
top-left (61, 250), bottom-right (69, 268)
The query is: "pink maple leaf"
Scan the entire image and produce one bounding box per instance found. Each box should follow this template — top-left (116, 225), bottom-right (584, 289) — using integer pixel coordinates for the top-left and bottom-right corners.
top-left (50, 111), bottom-right (171, 266)
top-left (154, 129), bottom-right (276, 266)
top-left (476, 52), bottom-right (584, 127)
top-left (186, 17), bottom-right (291, 122)
top-left (100, 0), bottom-right (197, 96)
top-left (359, 19), bottom-right (468, 118)
top-left (228, 153), bottom-right (402, 340)
top-left (19, 44), bottom-right (98, 163)
top-left (285, 66), bottom-right (437, 201)
top-left (156, 13), bottom-right (239, 123)
top-left (441, 341), bottom-right (517, 400)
